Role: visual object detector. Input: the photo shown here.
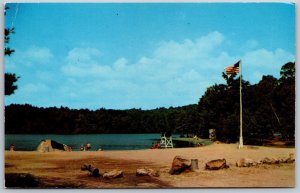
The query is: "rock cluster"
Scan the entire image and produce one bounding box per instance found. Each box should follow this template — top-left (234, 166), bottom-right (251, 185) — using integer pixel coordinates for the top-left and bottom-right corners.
top-left (79, 153), bottom-right (295, 180)
top-left (236, 153), bottom-right (295, 167)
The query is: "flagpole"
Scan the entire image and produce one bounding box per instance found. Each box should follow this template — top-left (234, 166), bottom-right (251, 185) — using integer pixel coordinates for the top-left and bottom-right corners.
top-left (239, 60), bottom-right (243, 149)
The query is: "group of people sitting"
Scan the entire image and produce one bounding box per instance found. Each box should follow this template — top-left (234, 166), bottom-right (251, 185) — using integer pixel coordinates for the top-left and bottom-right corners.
top-left (80, 143), bottom-right (92, 151)
top-left (80, 143), bottom-right (103, 151)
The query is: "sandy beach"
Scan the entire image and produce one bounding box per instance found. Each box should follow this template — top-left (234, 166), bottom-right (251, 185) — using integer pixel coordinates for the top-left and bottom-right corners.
top-left (5, 143), bottom-right (295, 188)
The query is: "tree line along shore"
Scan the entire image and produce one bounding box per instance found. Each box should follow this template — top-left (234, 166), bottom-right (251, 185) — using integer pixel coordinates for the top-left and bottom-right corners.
top-left (5, 62), bottom-right (295, 146)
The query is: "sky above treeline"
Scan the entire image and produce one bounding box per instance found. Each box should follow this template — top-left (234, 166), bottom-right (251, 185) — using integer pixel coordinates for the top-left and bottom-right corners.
top-left (4, 3), bottom-right (295, 110)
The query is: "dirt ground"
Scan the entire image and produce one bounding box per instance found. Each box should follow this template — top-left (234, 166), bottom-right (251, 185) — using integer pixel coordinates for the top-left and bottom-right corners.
top-left (5, 143), bottom-right (295, 188)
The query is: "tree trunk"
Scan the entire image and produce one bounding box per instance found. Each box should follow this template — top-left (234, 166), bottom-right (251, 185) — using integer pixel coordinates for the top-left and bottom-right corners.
top-left (191, 159), bottom-right (199, 171)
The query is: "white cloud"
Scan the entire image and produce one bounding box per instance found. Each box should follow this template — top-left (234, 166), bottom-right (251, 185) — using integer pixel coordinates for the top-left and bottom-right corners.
top-left (58, 31), bottom-right (294, 109)
top-left (5, 46), bottom-right (53, 68)
top-left (21, 83), bottom-right (49, 94)
top-left (61, 47), bottom-right (113, 77)
top-left (244, 39), bottom-right (259, 50)
top-left (242, 48), bottom-right (294, 82)
top-left (62, 64), bottom-right (112, 77)
top-left (36, 71), bottom-right (54, 81)
top-left (66, 47), bottom-right (101, 65)
top-left (24, 46), bottom-right (53, 63)
top-left (153, 31), bottom-right (224, 61)
top-left (113, 57), bottom-right (128, 71)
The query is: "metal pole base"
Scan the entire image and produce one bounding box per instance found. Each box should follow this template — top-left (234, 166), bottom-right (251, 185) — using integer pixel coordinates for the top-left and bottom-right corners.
top-left (238, 137), bottom-right (243, 149)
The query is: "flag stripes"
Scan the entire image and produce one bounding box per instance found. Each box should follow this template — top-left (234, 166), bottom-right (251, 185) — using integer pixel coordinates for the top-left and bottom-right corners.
top-left (224, 60), bottom-right (240, 75)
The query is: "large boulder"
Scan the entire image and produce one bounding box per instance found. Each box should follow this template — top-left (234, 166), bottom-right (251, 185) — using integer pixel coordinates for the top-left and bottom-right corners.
top-left (103, 170), bottom-right (123, 179)
top-left (205, 159), bottom-right (228, 170)
top-left (36, 139), bottom-right (72, 152)
top-left (169, 156), bottom-right (191, 175)
top-left (136, 168), bottom-right (160, 177)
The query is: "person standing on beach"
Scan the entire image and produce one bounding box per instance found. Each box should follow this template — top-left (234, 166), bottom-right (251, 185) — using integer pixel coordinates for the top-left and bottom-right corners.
top-left (9, 144), bottom-right (15, 151)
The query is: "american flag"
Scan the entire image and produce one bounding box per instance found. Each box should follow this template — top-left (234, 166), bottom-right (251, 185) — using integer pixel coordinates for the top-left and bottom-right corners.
top-left (224, 60), bottom-right (240, 75)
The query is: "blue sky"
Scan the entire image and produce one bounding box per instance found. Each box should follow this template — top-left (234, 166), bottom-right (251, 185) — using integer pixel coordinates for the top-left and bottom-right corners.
top-left (4, 3), bottom-right (295, 110)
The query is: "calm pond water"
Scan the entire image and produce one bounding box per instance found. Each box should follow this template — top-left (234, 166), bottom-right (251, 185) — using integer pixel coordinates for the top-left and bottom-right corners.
top-left (5, 133), bottom-right (181, 151)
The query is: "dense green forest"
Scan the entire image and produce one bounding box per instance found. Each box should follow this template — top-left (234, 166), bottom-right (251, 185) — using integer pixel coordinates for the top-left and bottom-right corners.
top-left (5, 62), bottom-right (295, 145)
